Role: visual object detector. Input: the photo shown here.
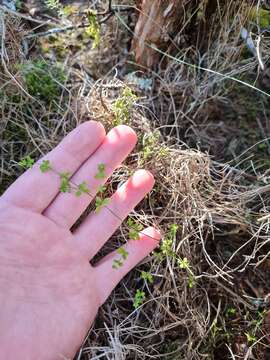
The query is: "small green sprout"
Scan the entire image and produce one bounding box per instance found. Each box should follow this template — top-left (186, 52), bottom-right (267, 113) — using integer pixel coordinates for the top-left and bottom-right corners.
top-left (59, 172), bottom-right (71, 193)
top-left (226, 307), bottom-right (236, 317)
top-left (188, 275), bottom-right (195, 289)
top-left (112, 87), bottom-right (137, 125)
top-left (112, 247), bottom-right (128, 269)
top-left (160, 238), bottom-right (174, 257)
top-left (95, 196), bottom-right (110, 213)
top-left (168, 224), bottom-right (178, 238)
top-left (112, 259), bottom-right (123, 269)
top-left (117, 247), bottom-right (129, 260)
top-left (245, 332), bottom-right (257, 344)
top-left (39, 160), bottom-right (52, 173)
top-left (75, 181), bottom-right (89, 197)
top-left (127, 218), bottom-right (143, 240)
top-left (19, 155), bottom-right (34, 169)
top-left (95, 163), bottom-right (106, 179)
top-left (177, 257), bottom-right (190, 269)
top-left (140, 271), bottom-right (153, 284)
top-left (45, 0), bottom-right (61, 10)
top-left (85, 11), bottom-right (101, 49)
top-left (97, 185), bottom-right (107, 193)
top-left (133, 289), bottom-right (146, 309)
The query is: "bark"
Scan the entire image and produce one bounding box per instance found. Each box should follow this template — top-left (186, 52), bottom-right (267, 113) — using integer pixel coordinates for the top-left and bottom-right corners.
top-left (132, 0), bottom-right (184, 69)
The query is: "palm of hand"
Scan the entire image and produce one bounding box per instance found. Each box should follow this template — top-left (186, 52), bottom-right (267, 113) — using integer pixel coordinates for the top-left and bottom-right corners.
top-left (0, 202), bottom-right (99, 359)
top-left (0, 122), bottom-right (159, 360)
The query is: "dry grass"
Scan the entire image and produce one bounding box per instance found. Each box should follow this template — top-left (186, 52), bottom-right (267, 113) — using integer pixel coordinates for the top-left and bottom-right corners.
top-left (1, 1), bottom-right (270, 359)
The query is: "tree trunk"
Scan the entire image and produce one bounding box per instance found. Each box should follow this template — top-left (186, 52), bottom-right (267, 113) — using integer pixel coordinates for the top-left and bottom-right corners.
top-left (132, 0), bottom-right (184, 69)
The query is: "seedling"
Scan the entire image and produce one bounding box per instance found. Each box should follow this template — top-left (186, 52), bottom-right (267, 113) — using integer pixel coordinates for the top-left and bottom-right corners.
top-left (245, 332), bottom-right (257, 344)
top-left (226, 307), bottom-right (236, 317)
top-left (127, 218), bottom-right (143, 240)
top-left (97, 184), bottom-right (107, 193)
top-left (140, 271), bottom-right (153, 284)
top-left (85, 11), bottom-right (101, 49)
top-left (188, 275), bottom-right (195, 288)
top-left (112, 247), bottom-right (129, 269)
top-left (59, 172), bottom-right (71, 193)
top-left (112, 259), bottom-right (123, 269)
top-left (19, 155), bottom-right (34, 169)
top-left (75, 181), bottom-right (90, 197)
top-left (177, 257), bottom-right (190, 269)
top-left (117, 247), bottom-right (128, 260)
top-left (133, 289), bottom-right (145, 308)
top-left (112, 87), bottom-right (137, 125)
top-left (39, 160), bottom-right (52, 173)
top-left (95, 163), bottom-right (106, 180)
top-left (45, 0), bottom-right (61, 10)
top-left (95, 196), bottom-right (110, 213)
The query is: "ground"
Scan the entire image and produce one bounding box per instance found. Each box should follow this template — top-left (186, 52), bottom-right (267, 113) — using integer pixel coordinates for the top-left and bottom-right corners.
top-left (0, 0), bottom-right (270, 359)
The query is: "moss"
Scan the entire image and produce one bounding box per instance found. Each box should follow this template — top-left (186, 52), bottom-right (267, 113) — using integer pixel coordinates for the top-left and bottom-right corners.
top-left (20, 59), bottom-right (66, 102)
top-left (249, 7), bottom-right (270, 28)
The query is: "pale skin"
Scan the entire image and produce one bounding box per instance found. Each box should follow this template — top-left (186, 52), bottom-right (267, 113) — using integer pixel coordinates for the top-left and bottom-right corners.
top-left (0, 121), bottom-right (161, 360)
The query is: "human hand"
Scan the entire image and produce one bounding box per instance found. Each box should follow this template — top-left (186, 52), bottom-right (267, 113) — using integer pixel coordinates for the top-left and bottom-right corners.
top-left (0, 121), bottom-right (160, 360)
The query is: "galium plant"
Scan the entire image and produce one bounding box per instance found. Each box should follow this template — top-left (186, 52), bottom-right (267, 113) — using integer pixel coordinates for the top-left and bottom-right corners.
top-left (133, 289), bottom-right (146, 309)
top-left (18, 157), bottom-right (152, 271)
top-left (85, 11), bottom-right (101, 49)
top-left (112, 87), bottom-right (137, 125)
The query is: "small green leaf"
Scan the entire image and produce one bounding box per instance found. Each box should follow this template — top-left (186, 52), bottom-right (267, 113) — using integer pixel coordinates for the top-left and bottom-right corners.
top-left (140, 271), bottom-right (153, 284)
top-left (127, 218), bottom-right (143, 240)
top-left (59, 172), bottom-right (71, 193)
top-left (19, 155), bottom-right (35, 169)
top-left (188, 275), bottom-right (195, 288)
top-left (178, 257), bottom-right (190, 269)
top-left (95, 196), bottom-right (110, 213)
top-left (112, 259), bottom-right (123, 269)
top-left (133, 289), bottom-right (145, 309)
top-left (97, 185), bottom-right (107, 193)
top-left (95, 163), bottom-right (106, 179)
top-left (75, 181), bottom-right (89, 197)
top-left (117, 247), bottom-right (129, 260)
top-left (39, 159), bottom-right (52, 173)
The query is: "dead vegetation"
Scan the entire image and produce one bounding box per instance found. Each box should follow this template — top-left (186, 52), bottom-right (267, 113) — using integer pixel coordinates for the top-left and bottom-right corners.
top-left (1, 1), bottom-right (270, 359)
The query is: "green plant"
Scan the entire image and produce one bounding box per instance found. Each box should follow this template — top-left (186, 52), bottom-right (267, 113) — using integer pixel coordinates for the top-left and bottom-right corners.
top-left (21, 60), bottom-right (66, 102)
top-left (19, 155), bottom-right (35, 169)
top-left (140, 131), bottom-right (167, 162)
top-left (75, 182), bottom-right (90, 197)
top-left (59, 172), bottom-right (71, 193)
top-left (95, 197), bottom-right (110, 213)
top-left (188, 275), bottom-right (195, 288)
top-left (140, 271), bottom-right (153, 284)
top-left (45, 0), bottom-right (61, 10)
top-left (245, 332), bottom-right (257, 344)
top-left (85, 11), bottom-right (101, 49)
top-left (159, 223), bottom-right (178, 258)
top-left (18, 157), bottom-right (157, 271)
top-left (39, 160), bottom-right (52, 173)
top-left (127, 218), bottom-right (143, 240)
top-left (112, 87), bottom-right (137, 125)
top-left (112, 247), bottom-right (129, 269)
top-left (177, 257), bottom-right (190, 269)
top-left (133, 289), bottom-right (146, 308)
top-left (226, 307), bottom-right (236, 317)
top-left (95, 163), bottom-right (106, 180)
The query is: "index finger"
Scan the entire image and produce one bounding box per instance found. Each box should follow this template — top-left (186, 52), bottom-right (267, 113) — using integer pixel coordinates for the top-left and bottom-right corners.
top-left (1, 121), bottom-right (106, 212)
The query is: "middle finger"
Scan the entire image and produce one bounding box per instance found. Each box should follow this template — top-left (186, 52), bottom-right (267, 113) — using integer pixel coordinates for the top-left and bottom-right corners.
top-left (43, 125), bottom-right (137, 228)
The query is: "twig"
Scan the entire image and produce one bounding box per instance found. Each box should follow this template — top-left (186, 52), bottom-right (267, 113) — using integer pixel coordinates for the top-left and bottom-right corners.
top-left (24, 1), bottom-right (133, 40)
top-left (0, 5), bottom-right (59, 26)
